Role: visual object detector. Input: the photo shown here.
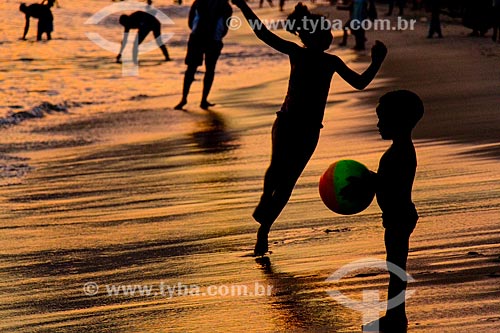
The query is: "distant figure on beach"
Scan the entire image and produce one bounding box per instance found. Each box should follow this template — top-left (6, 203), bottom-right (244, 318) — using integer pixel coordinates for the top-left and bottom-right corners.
top-left (174, 0), bottom-right (233, 110)
top-left (427, 0), bottom-right (443, 38)
top-left (352, 0), bottom-right (368, 50)
top-left (343, 90), bottom-right (424, 333)
top-left (231, 0), bottom-right (387, 256)
top-left (339, 1), bottom-right (354, 47)
top-left (19, 1), bottom-right (54, 41)
top-left (368, 0), bottom-right (377, 20)
top-left (463, 0), bottom-right (493, 37)
top-left (386, 0), bottom-right (404, 16)
top-left (116, 7), bottom-right (171, 64)
top-left (492, 0), bottom-right (500, 42)
top-left (339, 0), bottom-right (369, 50)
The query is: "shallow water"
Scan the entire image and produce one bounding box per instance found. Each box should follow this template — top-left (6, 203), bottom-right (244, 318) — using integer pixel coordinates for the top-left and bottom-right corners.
top-left (1, 1), bottom-right (499, 332)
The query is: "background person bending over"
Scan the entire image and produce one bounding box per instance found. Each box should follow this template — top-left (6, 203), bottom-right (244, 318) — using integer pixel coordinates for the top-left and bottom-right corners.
top-left (116, 11), bottom-right (171, 64)
top-left (19, 1), bottom-right (54, 41)
top-left (174, 0), bottom-right (232, 110)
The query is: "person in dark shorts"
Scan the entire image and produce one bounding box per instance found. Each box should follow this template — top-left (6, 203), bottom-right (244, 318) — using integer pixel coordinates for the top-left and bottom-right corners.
top-left (116, 10), bottom-right (171, 64)
top-left (19, 1), bottom-right (54, 41)
top-left (427, 0), bottom-right (443, 38)
top-left (174, 0), bottom-right (232, 110)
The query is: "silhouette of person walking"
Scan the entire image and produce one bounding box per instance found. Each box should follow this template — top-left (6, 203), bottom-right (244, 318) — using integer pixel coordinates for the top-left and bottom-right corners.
top-left (232, 0), bottom-right (387, 256)
top-left (19, 0), bottom-right (55, 41)
top-left (116, 6), bottom-right (171, 64)
top-left (343, 90), bottom-right (424, 333)
top-left (174, 0), bottom-right (233, 110)
top-left (427, 0), bottom-right (443, 38)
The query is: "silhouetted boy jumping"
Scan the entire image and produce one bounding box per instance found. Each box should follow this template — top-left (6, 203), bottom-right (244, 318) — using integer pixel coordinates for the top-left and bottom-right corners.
top-left (232, 0), bottom-right (387, 256)
top-left (116, 10), bottom-right (171, 64)
top-left (343, 90), bottom-right (424, 332)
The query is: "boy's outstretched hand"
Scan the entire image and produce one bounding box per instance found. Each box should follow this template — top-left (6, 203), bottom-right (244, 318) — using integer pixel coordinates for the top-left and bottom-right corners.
top-left (371, 40), bottom-right (387, 63)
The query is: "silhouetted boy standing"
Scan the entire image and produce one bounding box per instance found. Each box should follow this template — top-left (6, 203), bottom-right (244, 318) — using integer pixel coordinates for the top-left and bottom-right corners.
top-left (351, 90), bottom-right (424, 332)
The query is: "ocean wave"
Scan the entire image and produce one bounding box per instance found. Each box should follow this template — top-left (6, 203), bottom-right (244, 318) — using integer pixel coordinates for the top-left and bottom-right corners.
top-left (0, 101), bottom-right (92, 128)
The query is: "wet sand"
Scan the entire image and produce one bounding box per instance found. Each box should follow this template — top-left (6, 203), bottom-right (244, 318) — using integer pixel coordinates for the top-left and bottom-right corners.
top-left (1, 1), bottom-right (500, 332)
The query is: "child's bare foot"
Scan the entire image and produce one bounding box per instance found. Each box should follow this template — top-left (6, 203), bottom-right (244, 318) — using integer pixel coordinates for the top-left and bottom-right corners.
top-left (253, 224), bottom-right (270, 256)
top-left (174, 99), bottom-right (187, 110)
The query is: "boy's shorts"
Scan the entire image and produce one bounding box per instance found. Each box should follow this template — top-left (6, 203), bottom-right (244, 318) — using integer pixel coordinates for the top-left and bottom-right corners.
top-left (185, 35), bottom-right (223, 67)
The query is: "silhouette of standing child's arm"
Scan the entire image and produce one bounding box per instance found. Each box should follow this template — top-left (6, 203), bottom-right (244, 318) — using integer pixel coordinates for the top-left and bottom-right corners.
top-left (232, 0), bottom-right (298, 54)
top-left (333, 41), bottom-right (387, 90)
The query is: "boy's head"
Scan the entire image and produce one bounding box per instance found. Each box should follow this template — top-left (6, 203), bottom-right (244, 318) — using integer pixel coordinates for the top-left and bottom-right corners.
top-left (286, 3), bottom-right (333, 51)
top-left (19, 3), bottom-right (28, 13)
top-left (376, 90), bottom-right (424, 140)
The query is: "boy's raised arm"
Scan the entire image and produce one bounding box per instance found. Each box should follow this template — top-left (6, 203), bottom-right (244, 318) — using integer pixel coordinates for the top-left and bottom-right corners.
top-left (335, 41), bottom-right (387, 90)
top-left (231, 0), bottom-right (296, 54)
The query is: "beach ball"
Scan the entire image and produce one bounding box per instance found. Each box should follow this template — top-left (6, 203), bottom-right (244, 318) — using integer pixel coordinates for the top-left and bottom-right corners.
top-left (319, 159), bottom-right (375, 215)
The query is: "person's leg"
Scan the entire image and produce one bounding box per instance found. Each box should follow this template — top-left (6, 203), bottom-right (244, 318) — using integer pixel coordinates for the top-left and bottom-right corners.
top-left (436, 15), bottom-right (443, 38)
top-left (384, 227), bottom-right (412, 326)
top-left (428, 13), bottom-right (438, 37)
top-left (47, 19), bottom-right (53, 40)
top-left (339, 20), bottom-right (351, 46)
top-left (175, 37), bottom-right (203, 110)
top-left (495, 9), bottom-right (500, 42)
top-left (133, 29), bottom-right (149, 64)
top-left (175, 65), bottom-right (197, 110)
top-left (353, 28), bottom-right (366, 50)
top-left (398, 0), bottom-right (404, 16)
top-left (200, 41), bottom-right (222, 109)
top-left (253, 119), bottom-right (288, 226)
top-left (387, 0), bottom-right (394, 16)
top-left (152, 26), bottom-right (171, 61)
top-left (254, 121), bottom-right (320, 255)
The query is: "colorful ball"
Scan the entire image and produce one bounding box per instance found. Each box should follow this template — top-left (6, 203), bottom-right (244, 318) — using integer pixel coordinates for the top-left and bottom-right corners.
top-left (319, 159), bottom-right (375, 215)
